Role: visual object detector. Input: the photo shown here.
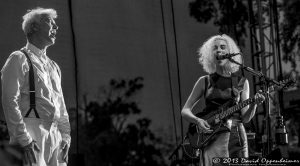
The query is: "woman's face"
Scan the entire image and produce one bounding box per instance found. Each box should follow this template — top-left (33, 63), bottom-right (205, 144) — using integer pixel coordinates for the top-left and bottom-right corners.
top-left (213, 39), bottom-right (229, 66)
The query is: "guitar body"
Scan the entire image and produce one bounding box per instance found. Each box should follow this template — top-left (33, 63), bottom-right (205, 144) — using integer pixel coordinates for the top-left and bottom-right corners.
top-left (187, 100), bottom-right (234, 149)
top-left (187, 112), bottom-right (231, 149)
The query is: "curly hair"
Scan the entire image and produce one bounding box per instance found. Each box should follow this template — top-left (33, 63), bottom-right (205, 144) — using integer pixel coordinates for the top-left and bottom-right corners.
top-left (22, 7), bottom-right (57, 36)
top-left (198, 34), bottom-right (242, 74)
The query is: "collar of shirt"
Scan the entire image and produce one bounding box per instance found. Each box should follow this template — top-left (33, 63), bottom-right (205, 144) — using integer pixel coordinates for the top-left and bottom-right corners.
top-left (25, 42), bottom-right (48, 63)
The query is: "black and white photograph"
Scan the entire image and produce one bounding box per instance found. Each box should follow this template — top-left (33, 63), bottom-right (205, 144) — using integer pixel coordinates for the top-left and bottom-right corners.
top-left (0, 0), bottom-right (300, 166)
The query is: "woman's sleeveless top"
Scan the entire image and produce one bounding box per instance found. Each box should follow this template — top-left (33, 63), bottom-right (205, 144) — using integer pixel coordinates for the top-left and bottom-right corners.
top-left (203, 73), bottom-right (242, 120)
top-left (203, 73), bottom-right (249, 158)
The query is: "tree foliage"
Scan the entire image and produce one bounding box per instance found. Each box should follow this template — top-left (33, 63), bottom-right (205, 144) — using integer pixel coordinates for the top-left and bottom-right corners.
top-left (189, 0), bottom-right (248, 46)
top-left (281, 0), bottom-right (300, 70)
top-left (189, 0), bottom-right (300, 71)
top-left (79, 77), bottom-right (170, 166)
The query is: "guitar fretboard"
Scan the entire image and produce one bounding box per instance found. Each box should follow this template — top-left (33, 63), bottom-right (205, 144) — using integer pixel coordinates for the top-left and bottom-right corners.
top-left (220, 98), bottom-right (256, 119)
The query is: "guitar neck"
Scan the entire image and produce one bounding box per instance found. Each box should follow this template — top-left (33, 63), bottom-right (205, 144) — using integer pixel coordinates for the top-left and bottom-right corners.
top-left (218, 78), bottom-right (295, 120)
top-left (221, 97), bottom-right (256, 119)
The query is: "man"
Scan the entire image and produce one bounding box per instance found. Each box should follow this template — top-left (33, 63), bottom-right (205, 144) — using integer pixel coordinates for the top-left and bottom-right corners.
top-left (1, 7), bottom-right (71, 166)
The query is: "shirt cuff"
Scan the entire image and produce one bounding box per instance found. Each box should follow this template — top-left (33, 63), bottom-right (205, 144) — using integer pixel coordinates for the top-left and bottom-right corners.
top-left (17, 132), bottom-right (33, 147)
top-left (61, 133), bottom-right (71, 146)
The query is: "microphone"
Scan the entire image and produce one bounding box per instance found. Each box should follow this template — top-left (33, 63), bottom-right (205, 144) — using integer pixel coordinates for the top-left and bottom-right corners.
top-left (216, 53), bottom-right (241, 60)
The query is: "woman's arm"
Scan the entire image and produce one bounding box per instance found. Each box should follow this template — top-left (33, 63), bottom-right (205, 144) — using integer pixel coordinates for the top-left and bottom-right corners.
top-left (240, 79), bottom-right (265, 123)
top-left (181, 76), bottom-right (211, 132)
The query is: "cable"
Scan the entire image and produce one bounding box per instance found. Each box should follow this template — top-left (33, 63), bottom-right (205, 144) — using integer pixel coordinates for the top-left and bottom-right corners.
top-left (170, 0), bottom-right (184, 143)
top-left (159, 0), bottom-right (179, 148)
top-left (67, 0), bottom-right (80, 154)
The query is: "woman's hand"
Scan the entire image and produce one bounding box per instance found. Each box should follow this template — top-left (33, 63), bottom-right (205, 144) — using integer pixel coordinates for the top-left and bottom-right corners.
top-left (196, 118), bottom-right (213, 133)
top-left (254, 90), bottom-right (265, 105)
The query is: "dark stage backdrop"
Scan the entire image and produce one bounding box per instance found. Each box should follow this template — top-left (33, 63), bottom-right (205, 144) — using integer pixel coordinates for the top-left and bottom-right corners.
top-left (0, 0), bottom-right (255, 154)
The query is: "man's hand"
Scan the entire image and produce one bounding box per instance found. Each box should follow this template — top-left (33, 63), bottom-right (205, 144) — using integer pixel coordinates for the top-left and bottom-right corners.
top-left (60, 140), bottom-right (69, 163)
top-left (23, 140), bottom-right (40, 166)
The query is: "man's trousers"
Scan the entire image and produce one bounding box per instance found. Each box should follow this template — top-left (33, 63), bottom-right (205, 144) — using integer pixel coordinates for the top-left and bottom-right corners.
top-left (24, 118), bottom-right (67, 166)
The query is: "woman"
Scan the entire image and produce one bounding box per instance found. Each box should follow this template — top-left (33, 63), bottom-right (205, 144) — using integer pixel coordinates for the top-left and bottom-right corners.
top-left (181, 34), bottom-right (265, 166)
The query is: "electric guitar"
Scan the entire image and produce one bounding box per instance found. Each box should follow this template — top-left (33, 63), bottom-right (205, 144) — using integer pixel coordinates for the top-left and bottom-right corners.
top-left (185, 78), bottom-right (295, 158)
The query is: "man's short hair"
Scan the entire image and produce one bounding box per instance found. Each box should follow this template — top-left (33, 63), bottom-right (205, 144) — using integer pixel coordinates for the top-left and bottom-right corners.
top-left (22, 7), bottom-right (57, 36)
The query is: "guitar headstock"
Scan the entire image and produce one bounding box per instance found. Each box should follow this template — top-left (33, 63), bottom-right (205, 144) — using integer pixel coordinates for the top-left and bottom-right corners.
top-left (270, 77), bottom-right (297, 92)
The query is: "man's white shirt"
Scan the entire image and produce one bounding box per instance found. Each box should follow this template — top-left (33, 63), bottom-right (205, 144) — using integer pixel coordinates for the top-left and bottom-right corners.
top-left (1, 42), bottom-right (71, 146)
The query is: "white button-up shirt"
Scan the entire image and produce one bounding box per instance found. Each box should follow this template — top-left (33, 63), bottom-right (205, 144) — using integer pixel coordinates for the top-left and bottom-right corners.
top-left (1, 42), bottom-right (71, 146)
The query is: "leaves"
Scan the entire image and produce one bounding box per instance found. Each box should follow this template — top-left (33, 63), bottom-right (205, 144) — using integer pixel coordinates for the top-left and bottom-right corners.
top-left (281, 0), bottom-right (300, 69)
top-left (189, 0), bottom-right (217, 23)
top-left (78, 77), bottom-right (169, 166)
top-left (189, 0), bottom-right (300, 74)
top-left (189, 0), bottom-right (248, 46)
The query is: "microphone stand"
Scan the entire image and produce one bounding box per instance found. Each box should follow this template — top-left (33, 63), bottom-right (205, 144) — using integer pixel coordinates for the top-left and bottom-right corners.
top-left (228, 58), bottom-right (280, 157)
top-left (228, 58), bottom-right (281, 86)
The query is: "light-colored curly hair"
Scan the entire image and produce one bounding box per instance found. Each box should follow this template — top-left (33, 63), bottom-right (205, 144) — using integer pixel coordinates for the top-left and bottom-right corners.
top-left (198, 34), bottom-right (242, 74)
top-left (22, 7), bottom-right (57, 36)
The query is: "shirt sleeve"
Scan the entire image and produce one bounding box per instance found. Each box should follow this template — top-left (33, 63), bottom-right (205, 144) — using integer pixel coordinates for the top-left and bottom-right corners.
top-left (1, 51), bottom-right (33, 147)
top-left (58, 95), bottom-right (71, 146)
top-left (53, 62), bottom-right (71, 146)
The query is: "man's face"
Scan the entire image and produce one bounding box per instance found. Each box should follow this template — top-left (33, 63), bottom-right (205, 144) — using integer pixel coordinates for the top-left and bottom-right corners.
top-left (36, 15), bottom-right (58, 47)
top-left (213, 39), bottom-right (229, 66)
